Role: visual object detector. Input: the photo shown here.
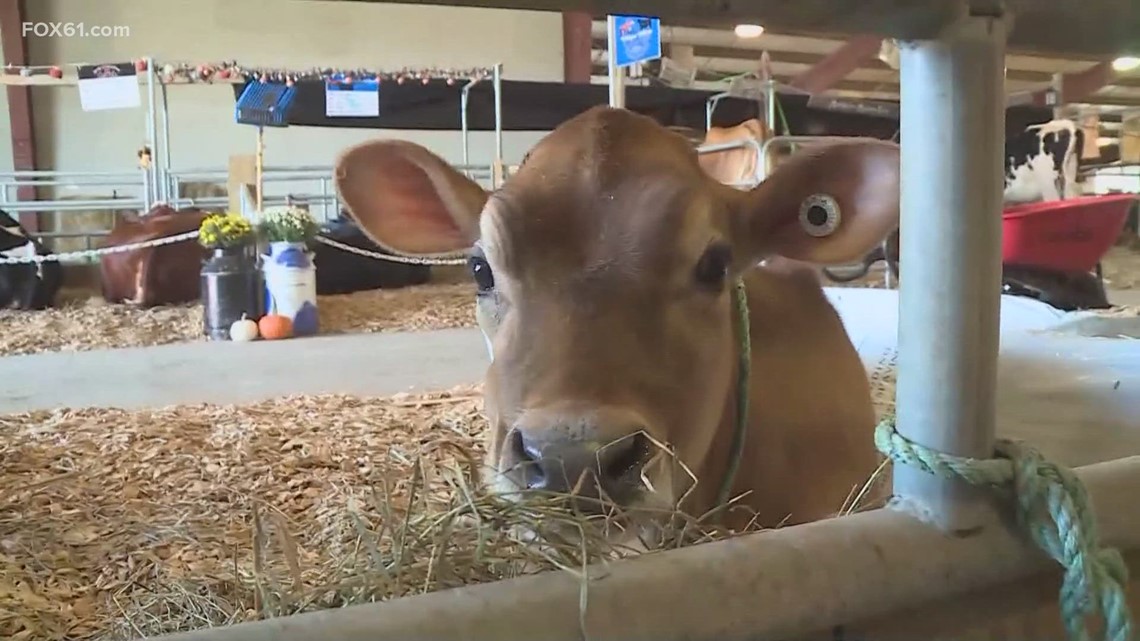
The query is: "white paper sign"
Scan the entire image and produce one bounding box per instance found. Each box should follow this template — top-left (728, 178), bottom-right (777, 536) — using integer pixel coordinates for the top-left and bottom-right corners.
top-left (325, 75), bottom-right (379, 117)
top-left (77, 62), bottom-right (140, 112)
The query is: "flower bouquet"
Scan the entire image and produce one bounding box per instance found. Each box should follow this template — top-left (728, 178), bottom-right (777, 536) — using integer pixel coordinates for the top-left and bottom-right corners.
top-left (257, 206), bottom-right (320, 337)
top-left (198, 212), bottom-right (255, 252)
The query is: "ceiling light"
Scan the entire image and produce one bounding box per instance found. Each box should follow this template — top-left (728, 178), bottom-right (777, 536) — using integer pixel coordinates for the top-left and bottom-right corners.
top-left (1112, 56), bottom-right (1140, 72)
top-left (734, 24), bottom-right (764, 39)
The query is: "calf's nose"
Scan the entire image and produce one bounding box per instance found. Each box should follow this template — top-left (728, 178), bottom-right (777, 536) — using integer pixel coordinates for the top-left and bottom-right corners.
top-left (504, 408), bottom-right (652, 501)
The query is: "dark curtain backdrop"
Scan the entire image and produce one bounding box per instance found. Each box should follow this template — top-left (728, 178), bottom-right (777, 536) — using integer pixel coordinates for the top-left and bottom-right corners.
top-left (232, 78), bottom-right (1081, 153)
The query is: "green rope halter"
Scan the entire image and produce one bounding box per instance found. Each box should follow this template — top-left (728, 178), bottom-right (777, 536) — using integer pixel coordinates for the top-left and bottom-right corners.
top-left (876, 416), bottom-right (1133, 641)
top-left (715, 278), bottom-right (752, 511)
top-left (714, 275), bottom-right (1131, 641)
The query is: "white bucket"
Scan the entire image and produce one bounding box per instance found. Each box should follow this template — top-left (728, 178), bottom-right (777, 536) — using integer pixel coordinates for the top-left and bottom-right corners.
top-left (262, 257), bottom-right (318, 336)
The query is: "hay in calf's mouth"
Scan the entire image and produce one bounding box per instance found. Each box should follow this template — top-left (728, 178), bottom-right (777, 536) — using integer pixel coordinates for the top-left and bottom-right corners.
top-left (5, 384), bottom-right (861, 641)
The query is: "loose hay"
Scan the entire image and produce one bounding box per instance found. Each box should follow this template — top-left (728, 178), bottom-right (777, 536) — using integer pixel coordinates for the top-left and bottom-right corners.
top-left (1, 383), bottom-right (897, 641)
top-left (0, 284), bottom-right (476, 357)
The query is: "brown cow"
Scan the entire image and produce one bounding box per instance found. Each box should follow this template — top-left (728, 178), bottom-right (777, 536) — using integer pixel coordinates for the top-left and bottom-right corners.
top-left (335, 106), bottom-right (900, 535)
top-left (697, 118), bottom-right (772, 187)
top-left (99, 204), bottom-right (210, 307)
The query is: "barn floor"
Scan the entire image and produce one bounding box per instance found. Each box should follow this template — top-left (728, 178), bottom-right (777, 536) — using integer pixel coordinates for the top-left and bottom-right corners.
top-left (0, 328), bottom-right (488, 414)
top-left (3, 322), bottom-right (1139, 639)
top-left (2, 245), bottom-right (1138, 358)
top-left (0, 385), bottom-right (496, 640)
top-left (2, 262), bottom-right (1139, 640)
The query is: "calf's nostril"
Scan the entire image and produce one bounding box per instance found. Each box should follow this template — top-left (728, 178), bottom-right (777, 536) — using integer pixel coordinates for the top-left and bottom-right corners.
top-left (597, 432), bottom-right (651, 482)
top-left (507, 428), bottom-right (548, 489)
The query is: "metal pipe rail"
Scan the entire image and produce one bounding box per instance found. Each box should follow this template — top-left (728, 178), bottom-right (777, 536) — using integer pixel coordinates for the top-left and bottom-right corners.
top-left (694, 137), bottom-right (766, 187)
top-left (693, 135), bottom-right (876, 190)
top-left (0, 199), bottom-right (149, 213)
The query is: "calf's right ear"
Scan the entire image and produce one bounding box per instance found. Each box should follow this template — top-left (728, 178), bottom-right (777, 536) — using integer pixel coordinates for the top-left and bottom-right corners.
top-left (334, 140), bottom-right (488, 255)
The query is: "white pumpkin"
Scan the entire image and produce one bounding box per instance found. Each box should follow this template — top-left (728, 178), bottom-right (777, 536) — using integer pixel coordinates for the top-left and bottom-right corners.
top-left (229, 315), bottom-right (259, 342)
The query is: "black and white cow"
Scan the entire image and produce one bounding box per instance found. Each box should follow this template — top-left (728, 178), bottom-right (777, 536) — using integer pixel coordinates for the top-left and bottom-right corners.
top-left (1003, 118), bottom-right (1084, 204)
top-left (0, 209), bottom-right (62, 310)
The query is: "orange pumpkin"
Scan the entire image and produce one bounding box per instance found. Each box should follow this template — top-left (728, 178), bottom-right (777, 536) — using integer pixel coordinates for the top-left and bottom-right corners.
top-left (258, 314), bottom-right (294, 340)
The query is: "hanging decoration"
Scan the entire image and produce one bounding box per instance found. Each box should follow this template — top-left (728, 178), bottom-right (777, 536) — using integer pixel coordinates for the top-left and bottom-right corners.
top-left (3, 59), bottom-right (495, 87)
top-left (152, 60), bottom-right (494, 86)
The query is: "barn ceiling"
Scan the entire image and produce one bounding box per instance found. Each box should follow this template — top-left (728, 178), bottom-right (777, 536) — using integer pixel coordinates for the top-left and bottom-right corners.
top-left (336, 0), bottom-right (1140, 56)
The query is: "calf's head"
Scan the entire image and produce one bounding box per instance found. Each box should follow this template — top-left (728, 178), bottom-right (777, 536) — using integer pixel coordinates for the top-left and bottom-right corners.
top-left (335, 107), bottom-right (899, 517)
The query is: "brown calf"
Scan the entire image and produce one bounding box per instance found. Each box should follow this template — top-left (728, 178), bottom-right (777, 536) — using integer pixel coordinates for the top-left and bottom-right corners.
top-left (335, 106), bottom-right (900, 532)
top-left (99, 205), bottom-right (210, 307)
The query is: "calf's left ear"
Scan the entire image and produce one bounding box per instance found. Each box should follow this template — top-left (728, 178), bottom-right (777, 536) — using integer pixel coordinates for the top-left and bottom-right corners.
top-left (727, 140), bottom-right (900, 266)
top-left (335, 139), bottom-right (488, 256)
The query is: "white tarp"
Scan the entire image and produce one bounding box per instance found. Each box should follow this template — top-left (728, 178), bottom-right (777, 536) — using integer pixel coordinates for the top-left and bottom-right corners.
top-left (823, 287), bottom-right (1140, 467)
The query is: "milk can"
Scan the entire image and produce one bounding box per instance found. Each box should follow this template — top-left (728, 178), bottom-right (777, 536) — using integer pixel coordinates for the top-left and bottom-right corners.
top-left (261, 241), bottom-right (319, 336)
top-left (200, 245), bottom-right (263, 340)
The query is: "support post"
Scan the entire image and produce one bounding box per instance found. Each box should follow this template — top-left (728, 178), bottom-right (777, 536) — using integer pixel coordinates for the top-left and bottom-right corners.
top-left (143, 56), bottom-right (157, 210)
top-left (765, 79), bottom-right (777, 134)
top-left (492, 63), bottom-right (504, 187)
top-left (255, 127), bottom-right (264, 214)
top-left (1050, 71), bottom-right (1064, 120)
top-left (159, 81), bottom-right (172, 202)
top-left (561, 11), bottom-right (592, 83)
top-left (460, 81), bottom-right (473, 166)
top-left (894, 5), bottom-right (1008, 532)
top-left (606, 15), bottom-right (625, 108)
top-left (0, 0), bottom-right (38, 231)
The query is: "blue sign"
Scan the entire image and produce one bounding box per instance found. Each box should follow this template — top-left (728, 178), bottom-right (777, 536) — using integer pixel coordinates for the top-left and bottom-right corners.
top-left (610, 14), bottom-right (662, 67)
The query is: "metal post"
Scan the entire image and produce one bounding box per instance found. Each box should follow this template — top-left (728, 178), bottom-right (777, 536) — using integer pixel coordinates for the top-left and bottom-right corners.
top-left (765, 78), bottom-right (777, 134)
top-left (894, 5), bottom-right (1008, 532)
top-left (144, 56), bottom-right (157, 210)
top-left (159, 81), bottom-right (172, 203)
top-left (705, 92), bottom-right (728, 130)
top-left (1050, 71), bottom-right (1064, 120)
top-left (493, 63), bottom-right (504, 186)
top-left (606, 15), bottom-right (626, 108)
top-left (460, 80), bottom-right (475, 166)
top-left (256, 126), bottom-right (264, 212)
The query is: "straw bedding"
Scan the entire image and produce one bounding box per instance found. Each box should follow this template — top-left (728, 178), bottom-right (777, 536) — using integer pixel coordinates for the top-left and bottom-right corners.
top-left (1, 378), bottom-right (898, 641)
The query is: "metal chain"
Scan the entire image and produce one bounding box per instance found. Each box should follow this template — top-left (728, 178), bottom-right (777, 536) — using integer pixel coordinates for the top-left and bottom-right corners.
top-left (1, 230), bottom-right (469, 266)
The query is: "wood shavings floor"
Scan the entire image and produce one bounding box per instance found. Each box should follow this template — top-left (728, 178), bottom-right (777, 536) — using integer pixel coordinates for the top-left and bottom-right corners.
top-left (1, 375), bottom-right (902, 641)
top-left (0, 385), bottom-right (487, 641)
top-left (0, 283), bottom-right (476, 358)
top-left (1, 245), bottom-right (1138, 358)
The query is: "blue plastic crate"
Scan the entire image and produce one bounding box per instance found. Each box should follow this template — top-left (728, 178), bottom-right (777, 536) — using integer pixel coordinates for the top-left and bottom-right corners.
top-left (235, 81), bottom-right (296, 128)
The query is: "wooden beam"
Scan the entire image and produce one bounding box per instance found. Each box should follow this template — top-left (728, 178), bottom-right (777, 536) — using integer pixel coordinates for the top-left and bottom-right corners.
top-left (562, 11), bottom-right (593, 83)
top-left (788, 35), bottom-right (882, 93)
top-left (1025, 61), bottom-right (1116, 108)
top-left (589, 38), bottom-right (1063, 85)
top-left (0, 0), bottom-right (37, 231)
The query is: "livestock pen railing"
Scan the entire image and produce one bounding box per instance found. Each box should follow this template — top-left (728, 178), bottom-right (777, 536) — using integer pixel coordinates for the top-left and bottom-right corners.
top-left (0, 161), bottom-right (502, 259)
top-left (0, 169), bottom-right (153, 263)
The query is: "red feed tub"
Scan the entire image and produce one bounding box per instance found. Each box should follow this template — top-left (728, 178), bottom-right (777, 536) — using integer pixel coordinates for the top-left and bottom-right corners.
top-left (1001, 193), bottom-right (1136, 273)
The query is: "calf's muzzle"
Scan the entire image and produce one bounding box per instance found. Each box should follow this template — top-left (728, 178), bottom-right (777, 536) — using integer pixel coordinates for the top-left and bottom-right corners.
top-left (501, 405), bottom-right (655, 508)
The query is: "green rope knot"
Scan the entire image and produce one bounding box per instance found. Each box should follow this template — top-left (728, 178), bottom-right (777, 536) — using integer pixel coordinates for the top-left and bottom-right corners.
top-left (875, 417), bottom-right (1132, 641)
